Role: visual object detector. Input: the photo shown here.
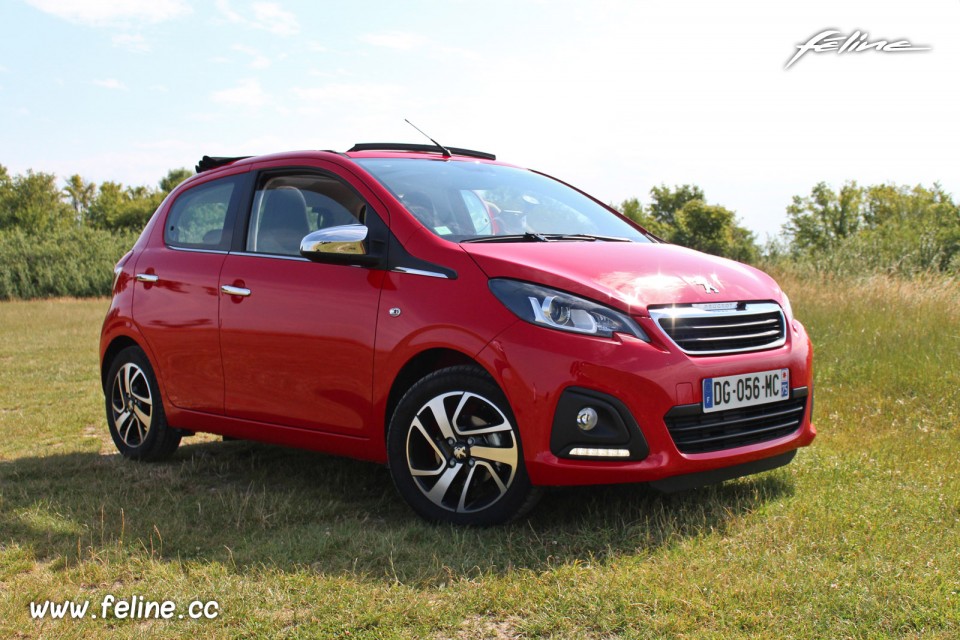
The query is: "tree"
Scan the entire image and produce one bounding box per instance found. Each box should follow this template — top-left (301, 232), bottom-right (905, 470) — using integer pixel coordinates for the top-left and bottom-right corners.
top-left (160, 168), bottom-right (193, 193)
top-left (617, 197), bottom-right (666, 237)
top-left (648, 183), bottom-right (704, 227)
top-left (0, 170), bottom-right (74, 232)
top-left (783, 181), bottom-right (863, 252)
top-left (781, 181), bottom-right (960, 273)
top-left (63, 174), bottom-right (97, 225)
top-left (620, 185), bottom-right (759, 261)
top-left (0, 165), bottom-right (11, 211)
top-left (87, 181), bottom-right (164, 231)
top-left (672, 199), bottom-right (755, 259)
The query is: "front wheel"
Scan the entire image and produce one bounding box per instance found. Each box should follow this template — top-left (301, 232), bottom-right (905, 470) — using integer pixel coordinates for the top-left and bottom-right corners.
top-left (387, 365), bottom-right (541, 525)
top-left (105, 346), bottom-right (181, 461)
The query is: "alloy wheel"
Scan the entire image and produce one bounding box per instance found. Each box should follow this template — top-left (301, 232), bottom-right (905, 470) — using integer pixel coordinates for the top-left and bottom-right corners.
top-left (110, 362), bottom-right (153, 448)
top-left (405, 391), bottom-right (519, 513)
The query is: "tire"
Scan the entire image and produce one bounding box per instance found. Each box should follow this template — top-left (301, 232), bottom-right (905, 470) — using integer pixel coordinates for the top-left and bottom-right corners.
top-left (387, 365), bottom-right (541, 525)
top-left (105, 346), bottom-right (181, 461)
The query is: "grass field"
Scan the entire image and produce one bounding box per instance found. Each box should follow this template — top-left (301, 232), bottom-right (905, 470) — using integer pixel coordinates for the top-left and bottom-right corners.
top-left (1, 274), bottom-right (958, 639)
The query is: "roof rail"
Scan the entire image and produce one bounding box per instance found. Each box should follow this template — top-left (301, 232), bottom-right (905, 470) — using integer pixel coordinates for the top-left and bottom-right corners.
top-left (348, 143), bottom-right (495, 161)
top-left (195, 155), bottom-right (251, 173)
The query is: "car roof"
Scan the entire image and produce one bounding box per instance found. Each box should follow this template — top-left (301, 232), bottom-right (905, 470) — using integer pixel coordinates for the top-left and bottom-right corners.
top-left (194, 143), bottom-right (498, 174)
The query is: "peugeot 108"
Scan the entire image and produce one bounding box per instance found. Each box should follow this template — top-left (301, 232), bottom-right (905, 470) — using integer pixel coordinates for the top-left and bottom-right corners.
top-left (100, 143), bottom-right (815, 525)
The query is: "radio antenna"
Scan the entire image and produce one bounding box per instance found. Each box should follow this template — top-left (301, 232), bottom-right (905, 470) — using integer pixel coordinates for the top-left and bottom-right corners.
top-left (404, 119), bottom-right (451, 157)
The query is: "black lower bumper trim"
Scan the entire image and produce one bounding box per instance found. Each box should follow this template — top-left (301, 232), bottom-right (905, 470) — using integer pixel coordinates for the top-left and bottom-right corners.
top-left (649, 449), bottom-right (797, 493)
top-left (550, 387), bottom-right (648, 461)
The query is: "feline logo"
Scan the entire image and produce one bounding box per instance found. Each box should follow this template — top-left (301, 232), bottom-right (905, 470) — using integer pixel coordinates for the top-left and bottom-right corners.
top-left (786, 30), bottom-right (931, 69)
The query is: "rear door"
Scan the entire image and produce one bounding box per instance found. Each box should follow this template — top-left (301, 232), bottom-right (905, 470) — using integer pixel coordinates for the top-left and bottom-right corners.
top-left (218, 166), bottom-right (387, 434)
top-left (132, 172), bottom-right (250, 414)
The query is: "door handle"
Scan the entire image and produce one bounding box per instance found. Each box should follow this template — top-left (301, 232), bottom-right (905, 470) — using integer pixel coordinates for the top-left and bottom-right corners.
top-left (136, 273), bottom-right (159, 283)
top-left (221, 285), bottom-right (251, 297)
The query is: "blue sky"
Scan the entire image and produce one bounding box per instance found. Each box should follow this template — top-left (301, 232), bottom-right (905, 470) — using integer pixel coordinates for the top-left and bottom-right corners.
top-left (1, 0), bottom-right (958, 238)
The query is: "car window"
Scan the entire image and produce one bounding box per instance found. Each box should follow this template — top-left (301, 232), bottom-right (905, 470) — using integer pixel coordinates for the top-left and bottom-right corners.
top-left (164, 179), bottom-right (237, 250)
top-left (355, 158), bottom-right (649, 242)
top-left (246, 174), bottom-right (367, 256)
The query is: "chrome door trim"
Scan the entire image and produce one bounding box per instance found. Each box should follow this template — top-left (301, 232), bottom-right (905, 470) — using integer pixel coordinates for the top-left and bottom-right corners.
top-left (391, 267), bottom-right (450, 279)
top-left (221, 285), bottom-right (252, 297)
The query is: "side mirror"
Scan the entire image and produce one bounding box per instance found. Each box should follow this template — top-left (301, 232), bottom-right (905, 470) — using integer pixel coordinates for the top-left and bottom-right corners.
top-left (299, 224), bottom-right (380, 266)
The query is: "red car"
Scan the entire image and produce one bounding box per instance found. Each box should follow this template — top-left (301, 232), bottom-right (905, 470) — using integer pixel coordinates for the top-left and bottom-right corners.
top-left (100, 143), bottom-right (815, 525)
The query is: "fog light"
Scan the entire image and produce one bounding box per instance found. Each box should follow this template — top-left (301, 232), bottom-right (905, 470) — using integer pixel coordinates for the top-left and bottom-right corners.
top-left (568, 447), bottom-right (630, 458)
top-left (576, 407), bottom-right (599, 431)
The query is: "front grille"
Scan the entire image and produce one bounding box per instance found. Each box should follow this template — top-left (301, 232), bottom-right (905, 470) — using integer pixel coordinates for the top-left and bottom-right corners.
top-left (664, 388), bottom-right (808, 454)
top-left (649, 302), bottom-right (786, 355)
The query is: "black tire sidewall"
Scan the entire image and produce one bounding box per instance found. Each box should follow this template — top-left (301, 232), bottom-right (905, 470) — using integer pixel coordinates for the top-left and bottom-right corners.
top-left (387, 365), bottom-right (534, 526)
top-left (105, 346), bottom-right (178, 461)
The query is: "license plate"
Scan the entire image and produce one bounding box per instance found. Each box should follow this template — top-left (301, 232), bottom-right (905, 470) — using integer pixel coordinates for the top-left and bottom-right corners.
top-left (702, 368), bottom-right (790, 413)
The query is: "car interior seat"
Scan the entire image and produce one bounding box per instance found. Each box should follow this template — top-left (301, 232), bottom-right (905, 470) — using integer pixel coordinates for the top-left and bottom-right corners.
top-left (257, 187), bottom-right (309, 255)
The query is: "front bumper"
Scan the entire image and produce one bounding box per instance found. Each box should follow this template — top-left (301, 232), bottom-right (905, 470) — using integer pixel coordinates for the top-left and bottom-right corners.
top-left (476, 316), bottom-right (816, 487)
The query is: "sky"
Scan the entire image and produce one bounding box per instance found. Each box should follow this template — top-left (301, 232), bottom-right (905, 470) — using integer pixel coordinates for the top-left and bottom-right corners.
top-left (1, 0), bottom-right (958, 240)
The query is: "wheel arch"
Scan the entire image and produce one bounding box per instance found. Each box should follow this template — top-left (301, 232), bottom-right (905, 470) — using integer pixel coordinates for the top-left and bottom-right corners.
top-left (100, 335), bottom-right (146, 393)
top-left (384, 348), bottom-right (492, 437)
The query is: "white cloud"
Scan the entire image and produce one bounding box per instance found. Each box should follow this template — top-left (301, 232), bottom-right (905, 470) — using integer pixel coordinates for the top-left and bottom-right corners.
top-left (136, 139), bottom-right (195, 152)
top-left (93, 78), bottom-right (126, 90)
top-left (252, 2), bottom-right (298, 36)
top-left (215, 0), bottom-right (299, 36)
top-left (25, 0), bottom-right (191, 27)
top-left (359, 30), bottom-right (481, 61)
top-left (210, 78), bottom-right (269, 108)
top-left (233, 45), bottom-right (272, 69)
top-left (112, 33), bottom-right (150, 53)
top-left (360, 31), bottom-right (428, 51)
top-left (292, 83), bottom-right (404, 104)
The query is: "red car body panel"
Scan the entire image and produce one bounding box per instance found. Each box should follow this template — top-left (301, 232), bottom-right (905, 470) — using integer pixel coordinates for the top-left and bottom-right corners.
top-left (218, 254), bottom-right (384, 434)
top-left (475, 316), bottom-right (814, 485)
top-left (100, 148), bottom-right (815, 489)
top-left (460, 241), bottom-right (788, 314)
top-left (131, 249), bottom-right (227, 414)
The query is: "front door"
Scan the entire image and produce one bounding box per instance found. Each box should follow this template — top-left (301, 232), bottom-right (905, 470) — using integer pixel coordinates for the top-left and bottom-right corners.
top-left (218, 170), bottom-right (386, 433)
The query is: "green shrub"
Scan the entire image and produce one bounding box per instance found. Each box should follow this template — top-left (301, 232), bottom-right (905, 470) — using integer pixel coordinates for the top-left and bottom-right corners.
top-left (0, 227), bottom-right (139, 299)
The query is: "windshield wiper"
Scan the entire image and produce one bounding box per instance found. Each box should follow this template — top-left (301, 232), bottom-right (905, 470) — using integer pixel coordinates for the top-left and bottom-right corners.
top-left (542, 233), bottom-right (633, 242)
top-left (462, 233), bottom-right (632, 243)
top-left (462, 233), bottom-right (549, 243)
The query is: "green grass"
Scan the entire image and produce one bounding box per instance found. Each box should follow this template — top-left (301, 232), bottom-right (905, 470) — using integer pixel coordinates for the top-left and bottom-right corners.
top-left (1, 281), bottom-right (958, 639)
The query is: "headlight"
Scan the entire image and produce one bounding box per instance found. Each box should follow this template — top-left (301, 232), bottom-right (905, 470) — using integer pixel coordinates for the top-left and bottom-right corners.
top-left (780, 292), bottom-right (794, 321)
top-left (489, 279), bottom-right (649, 340)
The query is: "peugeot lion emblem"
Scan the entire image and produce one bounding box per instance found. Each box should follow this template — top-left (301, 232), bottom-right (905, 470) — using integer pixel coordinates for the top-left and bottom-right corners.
top-left (691, 276), bottom-right (720, 294)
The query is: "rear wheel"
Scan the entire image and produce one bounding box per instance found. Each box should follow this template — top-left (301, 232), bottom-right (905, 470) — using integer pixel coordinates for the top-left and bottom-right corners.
top-left (105, 346), bottom-right (181, 461)
top-left (387, 365), bottom-right (541, 525)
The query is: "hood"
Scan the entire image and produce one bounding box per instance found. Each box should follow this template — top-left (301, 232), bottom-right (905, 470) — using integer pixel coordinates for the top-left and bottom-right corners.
top-left (460, 241), bottom-right (783, 315)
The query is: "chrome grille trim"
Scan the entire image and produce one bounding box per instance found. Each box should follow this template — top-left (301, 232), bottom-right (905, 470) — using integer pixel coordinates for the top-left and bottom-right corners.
top-left (649, 302), bottom-right (787, 355)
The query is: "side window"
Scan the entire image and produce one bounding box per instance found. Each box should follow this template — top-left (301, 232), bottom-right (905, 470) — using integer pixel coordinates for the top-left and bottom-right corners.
top-left (165, 179), bottom-right (237, 250)
top-left (246, 173), bottom-right (367, 256)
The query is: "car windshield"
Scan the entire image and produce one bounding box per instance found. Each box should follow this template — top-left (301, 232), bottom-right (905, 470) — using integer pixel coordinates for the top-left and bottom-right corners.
top-left (353, 158), bottom-right (650, 243)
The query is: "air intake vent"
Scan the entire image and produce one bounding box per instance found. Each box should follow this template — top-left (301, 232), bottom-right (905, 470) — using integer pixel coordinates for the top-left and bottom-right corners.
top-left (650, 302), bottom-right (786, 355)
top-left (664, 388), bottom-right (808, 454)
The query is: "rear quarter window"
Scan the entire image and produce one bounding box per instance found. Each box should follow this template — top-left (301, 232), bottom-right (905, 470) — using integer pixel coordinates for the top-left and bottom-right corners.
top-left (165, 179), bottom-right (237, 250)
